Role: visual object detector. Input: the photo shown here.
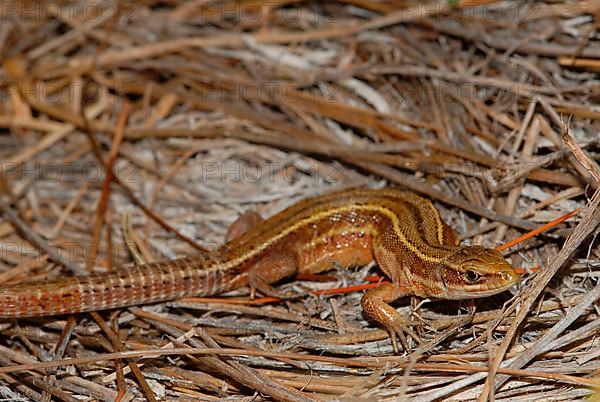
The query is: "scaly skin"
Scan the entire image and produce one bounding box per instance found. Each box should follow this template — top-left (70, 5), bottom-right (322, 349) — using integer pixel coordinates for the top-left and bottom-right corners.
top-left (0, 188), bottom-right (519, 348)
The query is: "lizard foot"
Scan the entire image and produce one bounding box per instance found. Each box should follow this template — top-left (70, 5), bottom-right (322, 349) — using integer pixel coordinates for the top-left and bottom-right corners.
top-left (361, 282), bottom-right (418, 354)
top-left (384, 316), bottom-right (422, 353)
top-left (249, 278), bottom-right (298, 300)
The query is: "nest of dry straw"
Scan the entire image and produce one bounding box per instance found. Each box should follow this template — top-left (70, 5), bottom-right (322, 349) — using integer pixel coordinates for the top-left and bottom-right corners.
top-left (1, 0), bottom-right (600, 400)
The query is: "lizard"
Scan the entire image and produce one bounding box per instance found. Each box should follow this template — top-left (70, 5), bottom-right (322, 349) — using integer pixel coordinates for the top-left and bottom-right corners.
top-left (0, 188), bottom-right (520, 350)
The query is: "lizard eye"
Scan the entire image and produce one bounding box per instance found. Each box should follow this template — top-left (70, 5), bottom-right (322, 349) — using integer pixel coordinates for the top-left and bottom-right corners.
top-left (464, 269), bottom-right (482, 283)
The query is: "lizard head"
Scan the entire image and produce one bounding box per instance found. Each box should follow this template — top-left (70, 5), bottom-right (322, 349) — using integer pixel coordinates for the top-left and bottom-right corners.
top-left (440, 246), bottom-right (520, 299)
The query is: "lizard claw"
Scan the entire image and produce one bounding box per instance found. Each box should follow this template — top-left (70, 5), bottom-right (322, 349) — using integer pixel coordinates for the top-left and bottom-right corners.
top-left (386, 316), bottom-right (421, 354)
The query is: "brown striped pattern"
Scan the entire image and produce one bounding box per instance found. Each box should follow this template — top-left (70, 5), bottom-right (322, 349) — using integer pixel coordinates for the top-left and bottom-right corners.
top-left (0, 188), bottom-right (518, 317)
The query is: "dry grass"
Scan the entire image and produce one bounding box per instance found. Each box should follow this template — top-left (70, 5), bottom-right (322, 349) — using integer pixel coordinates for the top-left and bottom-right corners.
top-left (1, 0), bottom-right (600, 400)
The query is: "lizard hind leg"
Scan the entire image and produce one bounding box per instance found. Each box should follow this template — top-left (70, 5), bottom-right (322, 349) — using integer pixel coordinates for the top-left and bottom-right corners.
top-left (361, 282), bottom-right (419, 353)
top-left (226, 210), bottom-right (263, 242)
top-left (248, 249), bottom-right (299, 300)
top-left (226, 211), bottom-right (299, 299)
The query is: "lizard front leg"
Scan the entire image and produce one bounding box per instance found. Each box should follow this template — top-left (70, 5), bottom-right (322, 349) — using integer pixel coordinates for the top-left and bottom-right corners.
top-left (363, 232), bottom-right (421, 353)
top-left (361, 283), bottom-right (418, 353)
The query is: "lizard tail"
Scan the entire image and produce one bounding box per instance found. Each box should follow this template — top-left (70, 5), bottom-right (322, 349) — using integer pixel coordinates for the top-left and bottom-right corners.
top-left (0, 256), bottom-right (241, 317)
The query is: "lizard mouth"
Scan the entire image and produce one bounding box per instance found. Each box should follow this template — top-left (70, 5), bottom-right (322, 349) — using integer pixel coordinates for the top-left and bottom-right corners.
top-left (449, 279), bottom-right (519, 300)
